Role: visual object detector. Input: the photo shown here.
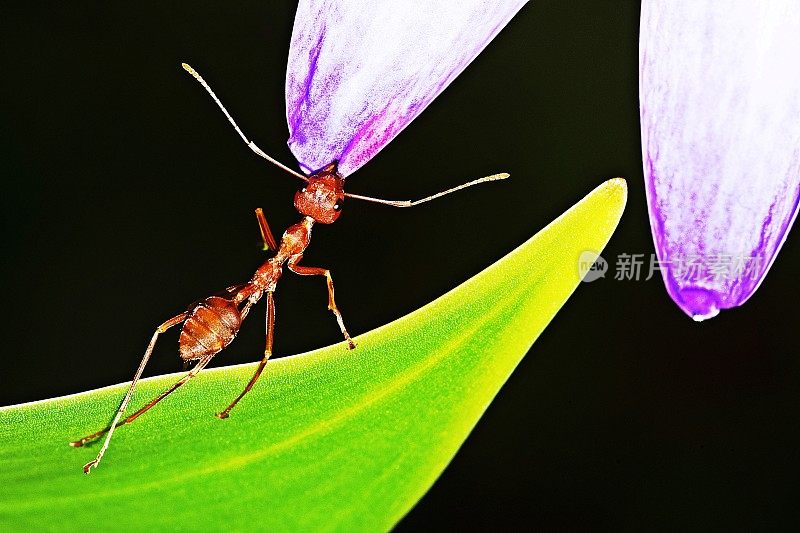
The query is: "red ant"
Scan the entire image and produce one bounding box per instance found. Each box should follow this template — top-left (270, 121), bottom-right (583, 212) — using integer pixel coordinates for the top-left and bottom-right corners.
top-left (70, 64), bottom-right (509, 473)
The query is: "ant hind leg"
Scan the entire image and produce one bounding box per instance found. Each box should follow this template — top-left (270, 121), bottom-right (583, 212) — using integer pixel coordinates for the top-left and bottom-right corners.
top-left (69, 311), bottom-right (202, 473)
top-left (216, 291), bottom-right (276, 419)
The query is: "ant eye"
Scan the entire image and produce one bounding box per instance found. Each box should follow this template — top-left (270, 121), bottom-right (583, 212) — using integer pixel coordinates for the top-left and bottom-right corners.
top-left (333, 203), bottom-right (341, 211)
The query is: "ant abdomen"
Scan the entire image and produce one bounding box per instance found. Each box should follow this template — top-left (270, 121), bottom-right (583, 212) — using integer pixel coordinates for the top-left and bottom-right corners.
top-left (179, 296), bottom-right (242, 361)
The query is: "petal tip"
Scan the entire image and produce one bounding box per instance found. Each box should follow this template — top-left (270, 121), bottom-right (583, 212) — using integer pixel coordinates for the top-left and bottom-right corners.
top-left (674, 286), bottom-right (723, 322)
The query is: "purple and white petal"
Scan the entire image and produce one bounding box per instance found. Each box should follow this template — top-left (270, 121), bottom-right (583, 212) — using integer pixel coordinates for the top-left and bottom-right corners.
top-left (286, 0), bottom-right (528, 177)
top-left (640, 0), bottom-right (800, 320)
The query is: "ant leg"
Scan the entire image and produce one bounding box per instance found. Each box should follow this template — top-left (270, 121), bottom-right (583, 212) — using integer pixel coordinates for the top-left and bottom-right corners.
top-left (69, 312), bottom-right (188, 472)
top-left (72, 353), bottom-right (214, 473)
top-left (255, 208), bottom-right (278, 251)
top-left (216, 291), bottom-right (275, 419)
top-left (287, 255), bottom-right (355, 349)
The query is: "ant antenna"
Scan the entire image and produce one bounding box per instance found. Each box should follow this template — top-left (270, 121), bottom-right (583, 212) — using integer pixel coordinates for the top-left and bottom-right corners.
top-left (181, 62), bottom-right (509, 201)
top-left (181, 63), bottom-right (308, 182)
top-left (345, 173), bottom-right (510, 207)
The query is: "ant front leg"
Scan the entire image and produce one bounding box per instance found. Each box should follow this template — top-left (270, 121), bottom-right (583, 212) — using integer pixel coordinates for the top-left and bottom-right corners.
top-left (287, 254), bottom-right (356, 349)
top-left (216, 291), bottom-right (275, 419)
top-left (255, 207), bottom-right (277, 251)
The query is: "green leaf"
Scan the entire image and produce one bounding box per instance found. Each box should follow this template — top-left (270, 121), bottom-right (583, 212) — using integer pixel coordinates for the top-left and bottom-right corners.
top-left (0, 179), bottom-right (626, 531)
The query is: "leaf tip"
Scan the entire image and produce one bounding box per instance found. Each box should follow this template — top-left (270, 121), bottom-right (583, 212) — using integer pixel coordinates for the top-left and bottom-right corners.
top-left (584, 177), bottom-right (627, 220)
top-left (606, 176), bottom-right (628, 201)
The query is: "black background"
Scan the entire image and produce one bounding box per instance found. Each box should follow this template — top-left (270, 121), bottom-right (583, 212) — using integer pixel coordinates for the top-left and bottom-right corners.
top-left (2, 1), bottom-right (798, 530)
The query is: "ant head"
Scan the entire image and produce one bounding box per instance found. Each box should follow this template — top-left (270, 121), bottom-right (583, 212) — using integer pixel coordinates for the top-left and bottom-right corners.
top-left (294, 161), bottom-right (345, 224)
